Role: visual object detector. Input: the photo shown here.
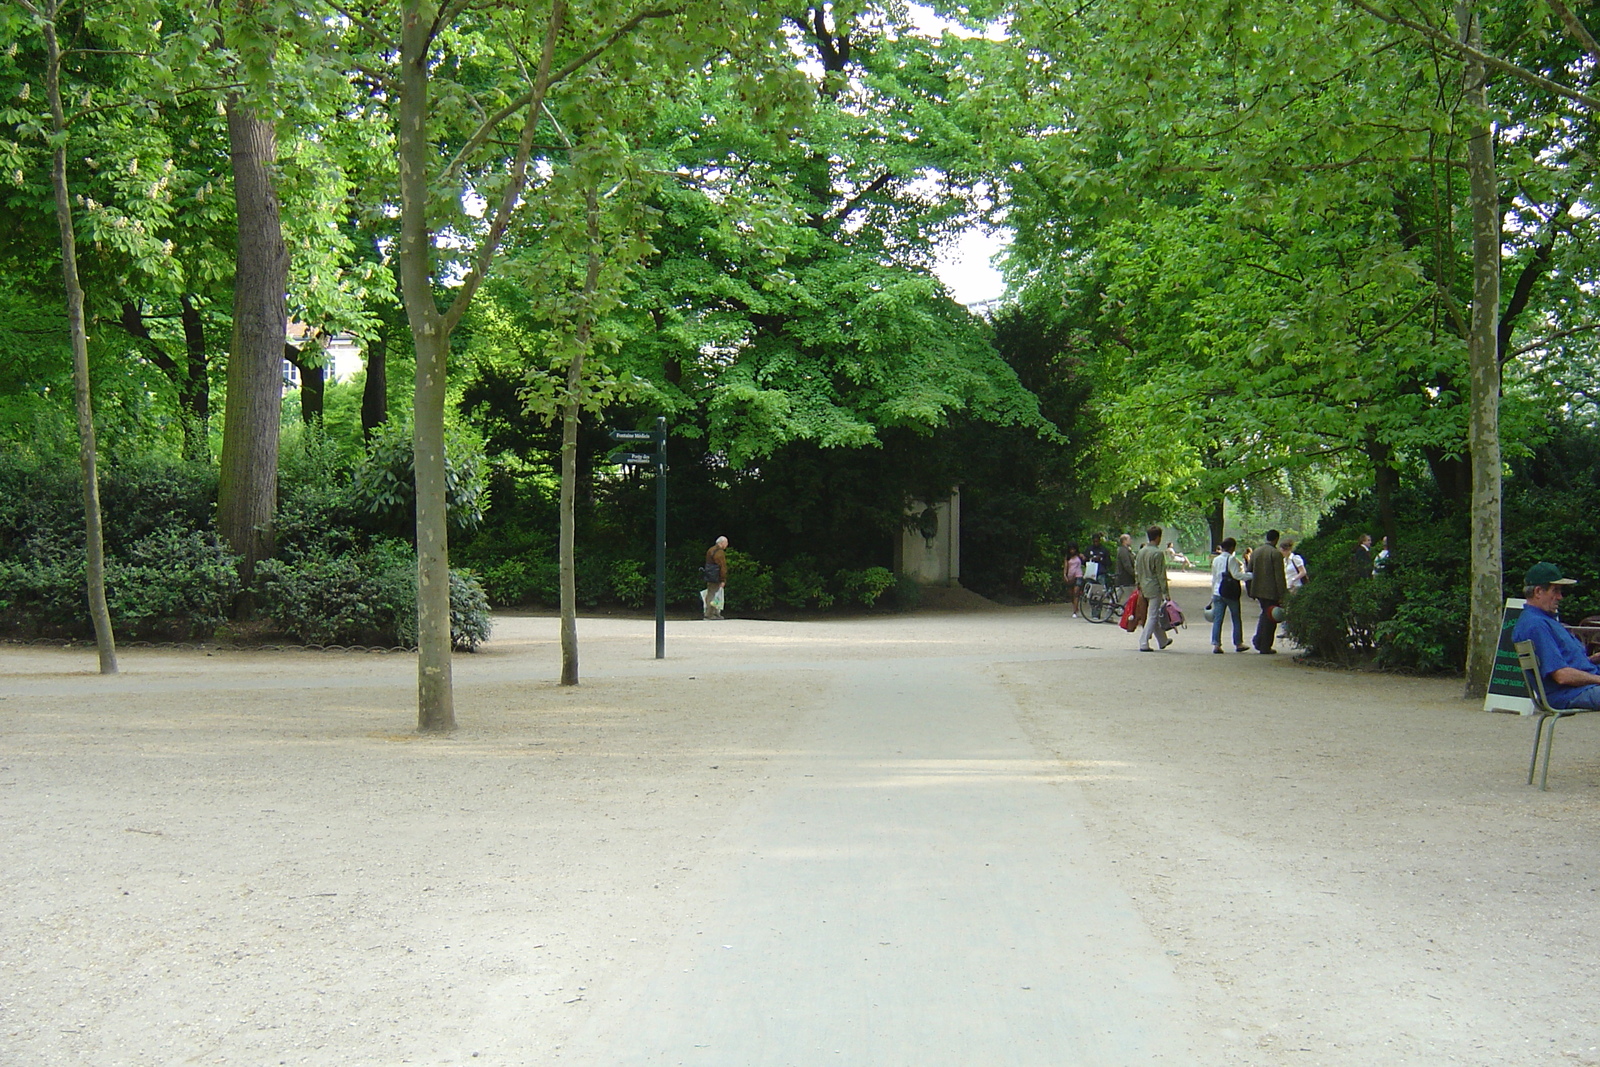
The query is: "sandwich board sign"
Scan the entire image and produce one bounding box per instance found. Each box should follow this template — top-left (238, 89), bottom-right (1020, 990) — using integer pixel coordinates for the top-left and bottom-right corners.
top-left (1485, 598), bottom-right (1535, 715)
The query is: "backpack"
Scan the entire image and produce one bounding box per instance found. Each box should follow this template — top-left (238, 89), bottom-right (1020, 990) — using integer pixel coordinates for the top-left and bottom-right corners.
top-left (1220, 567), bottom-right (1242, 600)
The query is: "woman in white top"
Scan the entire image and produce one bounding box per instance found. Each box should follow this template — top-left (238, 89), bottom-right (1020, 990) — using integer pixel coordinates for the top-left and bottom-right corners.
top-left (1281, 539), bottom-right (1307, 591)
top-left (1210, 537), bottom-right (1249, 653)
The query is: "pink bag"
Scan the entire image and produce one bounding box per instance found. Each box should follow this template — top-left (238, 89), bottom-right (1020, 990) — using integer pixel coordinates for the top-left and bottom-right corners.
top-left (1163, 599), bottom-right (1184, 628)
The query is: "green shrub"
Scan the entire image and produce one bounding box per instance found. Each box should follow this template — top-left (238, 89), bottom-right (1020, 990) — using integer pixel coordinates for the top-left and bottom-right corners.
top-left (478, 556), bottom-right (560, 607)
top-left (1371, 570), bottom-right (1468, 673)
top-left (0, 554), bottom-right (86, 636)
top-left (256, 539), bottom-right (417, 646)
top-left (349, 420), bottom-right (487, 539)
top-left (0, 527), bottom-right (239, 641)
top-left (893, 573), bottom-right (922, 611)
top-left (724, 550), bottom-right (775, 611)
top-left (610, 558), bottom-right (651, 608)
top-left (106, 529), bottom-right (241, 639)
top-left (446, 570), bottom-right (493, 651)
top-left (839, 566), bottom-right (895, 607)
top-left (257, 540), bottom-right (492, 650)
top-left (1020, 565), bottom-right (1061, 603)
top-left (775, 555), bottom-right (832, 608)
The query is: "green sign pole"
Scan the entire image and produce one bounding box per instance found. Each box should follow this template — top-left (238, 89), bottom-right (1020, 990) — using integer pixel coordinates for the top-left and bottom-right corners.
top-left (655, 416), bottom-right (666, 660)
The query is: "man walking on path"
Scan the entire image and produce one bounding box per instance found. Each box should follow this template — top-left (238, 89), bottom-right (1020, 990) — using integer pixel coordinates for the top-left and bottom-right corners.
top-left (704, 536), bottom-right (728, 620)
top-left (1248, 529), bottom-right (1287, 654)
top-left (1136, 526), bottom-right (1171, 652)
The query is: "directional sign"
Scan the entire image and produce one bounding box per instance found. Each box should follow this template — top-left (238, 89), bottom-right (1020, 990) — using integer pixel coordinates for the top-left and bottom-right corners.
top-left (609, 429), bottom-right (658, 442)
top-left (613, 452), bottom-right (658, 465)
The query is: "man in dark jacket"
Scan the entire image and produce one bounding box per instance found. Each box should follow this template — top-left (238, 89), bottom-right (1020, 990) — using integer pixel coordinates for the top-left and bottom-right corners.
top-left (1115, 533), bottom-right (1138, 593)
top-left (1247, 529), bottom-right (1287, 654)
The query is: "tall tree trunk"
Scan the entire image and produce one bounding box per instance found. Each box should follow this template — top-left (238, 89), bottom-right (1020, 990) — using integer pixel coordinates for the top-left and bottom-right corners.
top-left (1458, 2), bottom-right (1503, 698)
top-left (1368, 437), bottom-right (1399, 553)
top-left (285, 342), bottom-right (325, 424)
top-left (559, 188), bottom-right (604, 687)
top-left (40, 5), bottom-right (116, 674)
top-left (559, 371), bottom-right (581, 686)
top-left (178, 295), bottom-right (210, 460)
top-left (399, 1), bottom-right (454, 731)
top-left (217, 98), bottom-right (287, 592)
top-left (361, 330), bottom-right (388, 439)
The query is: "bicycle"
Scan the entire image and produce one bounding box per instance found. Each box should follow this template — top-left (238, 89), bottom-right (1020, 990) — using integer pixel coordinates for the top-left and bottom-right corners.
top-left (1081, 575), bottom-right (1127, 624)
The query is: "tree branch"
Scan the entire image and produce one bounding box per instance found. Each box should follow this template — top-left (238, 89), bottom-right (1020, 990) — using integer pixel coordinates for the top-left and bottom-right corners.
top-left (1546, 0), bottom-right (1600, 65)
top-left (827, 170), bottom-right (894, 224)
top-left (443, 1), bottom-right (567, 333)
top-left (1348, 1), bottom-right (1600, 112)
top-left (1510, 323), bottom-right (1600, 358)
top-left (444, 7), bottom-right (675, 178)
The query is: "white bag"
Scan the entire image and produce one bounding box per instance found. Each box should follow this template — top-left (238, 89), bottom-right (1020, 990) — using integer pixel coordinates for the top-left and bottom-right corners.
top-left (1084, 561), bottom-right (1100, 580)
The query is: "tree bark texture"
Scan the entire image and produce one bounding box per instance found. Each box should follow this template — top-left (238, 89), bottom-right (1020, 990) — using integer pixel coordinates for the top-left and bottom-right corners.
top-left (559, 376), bottom-right (581, 686)
top-left (217, 98), bottom-right (288, 589)
top-left (399, 1), bottom-right (454, 731)
top-left (559, 189), bottom-right (604, 687)
top-left (42, 8), bottom-right (117, 674)
top-left (361, 330), bottom-right (388, 439)
top-left (178, 296), bottom-right (210, 459)
top-left (285, 342), bottom-right (325, 424)
top-left (1457, 2), bottom-right (1503, 698)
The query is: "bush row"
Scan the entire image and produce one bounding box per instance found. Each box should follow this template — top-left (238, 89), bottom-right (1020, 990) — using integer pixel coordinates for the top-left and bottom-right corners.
top-left (465, 536), bottom-right (900, 614)
top-left (0, 447), bottom-right (490, 648)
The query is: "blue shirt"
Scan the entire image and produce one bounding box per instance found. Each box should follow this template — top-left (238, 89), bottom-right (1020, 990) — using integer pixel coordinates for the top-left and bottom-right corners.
top-left (1512, 604), bottom-right (1600, 708)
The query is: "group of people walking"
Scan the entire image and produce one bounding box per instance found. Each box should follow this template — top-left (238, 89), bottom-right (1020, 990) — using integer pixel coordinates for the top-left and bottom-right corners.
top-left (1207, 529), bottom-right (1304, 654)
top-left (1063, 527), bottom-right (1311, 654)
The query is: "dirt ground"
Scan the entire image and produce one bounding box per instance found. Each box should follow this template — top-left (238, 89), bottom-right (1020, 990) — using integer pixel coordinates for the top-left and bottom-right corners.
top-left (2, 570), bottom-right (1598, 1066)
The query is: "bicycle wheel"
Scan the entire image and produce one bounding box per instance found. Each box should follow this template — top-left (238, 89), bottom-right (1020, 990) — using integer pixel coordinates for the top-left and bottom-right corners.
top-left (1084, 582), bottom-right (1114, 623)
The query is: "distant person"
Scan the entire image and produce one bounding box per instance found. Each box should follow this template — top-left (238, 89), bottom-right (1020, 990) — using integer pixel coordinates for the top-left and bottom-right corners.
top-left (1247, 529), bottom-right (1287, 654)
top-left (1374, 535), bottom-right (1391, 572)
top-left (1115, 533), bottom-right (1138, 594)
top-left (1086, 533), bottom-right (1113, 587)
top-left (1062, 544), bottom-right (1085, 617)
top-left (703, 536), bottom-right (728, 620)
top-left (1210, 537), bottom-right (1248, 654)
top-left (1135, 525), bottom-right (1172, 652)
top-left (1512, 562), bottom-right (1600, 708)
top-left (1280, 538), bottom-right (1306, 641)
top-left (1165, 541), bottom-right (1191, 569)
top-left (1352, 533), bottom-right (1374, 577)
top-left (1282, 539), bottom-right (1307, 591)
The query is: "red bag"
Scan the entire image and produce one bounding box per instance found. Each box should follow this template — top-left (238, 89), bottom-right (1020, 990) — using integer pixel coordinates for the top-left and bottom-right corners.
top-left (1119, 590), bottom-right (1144, 631)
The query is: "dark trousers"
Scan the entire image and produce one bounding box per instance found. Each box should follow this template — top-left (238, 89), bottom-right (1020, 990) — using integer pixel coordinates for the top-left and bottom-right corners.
top-left (1254, 599), bottom-right (1280, 651)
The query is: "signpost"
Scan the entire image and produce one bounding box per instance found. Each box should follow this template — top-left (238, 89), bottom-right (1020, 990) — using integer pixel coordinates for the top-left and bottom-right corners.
top-left (1485, 598), bottom-right (1533, 715)
top-left (609, 418), bottom-right (667, 659)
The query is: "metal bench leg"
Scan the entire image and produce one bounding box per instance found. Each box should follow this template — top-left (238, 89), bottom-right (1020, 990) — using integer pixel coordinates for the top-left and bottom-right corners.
top-left (1530, 714), bottom-right (1549, 785)
top-left (1539, 715), bottom-right (1559, 791)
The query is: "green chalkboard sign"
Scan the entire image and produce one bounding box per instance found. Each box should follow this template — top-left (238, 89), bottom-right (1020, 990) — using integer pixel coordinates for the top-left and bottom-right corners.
top-left (1485, 598), bottom-right (1534, 715)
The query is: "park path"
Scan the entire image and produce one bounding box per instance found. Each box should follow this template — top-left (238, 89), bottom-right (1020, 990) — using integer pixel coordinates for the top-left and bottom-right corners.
top-left (559, 652), bottom-right (1198, 1066)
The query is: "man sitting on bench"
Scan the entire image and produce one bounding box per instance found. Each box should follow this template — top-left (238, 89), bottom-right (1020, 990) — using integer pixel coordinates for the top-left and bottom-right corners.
top-left (1512, 561), bottom-right (1600, 709)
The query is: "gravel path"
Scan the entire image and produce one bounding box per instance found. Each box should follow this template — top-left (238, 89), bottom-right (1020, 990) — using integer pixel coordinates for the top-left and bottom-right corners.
top-left (3, 572), bottom-right (1597, 1065)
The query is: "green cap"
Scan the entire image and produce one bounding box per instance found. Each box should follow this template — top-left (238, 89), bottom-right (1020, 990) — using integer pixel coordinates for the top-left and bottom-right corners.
top-left (1525, 561), bottom-right (1577, 587)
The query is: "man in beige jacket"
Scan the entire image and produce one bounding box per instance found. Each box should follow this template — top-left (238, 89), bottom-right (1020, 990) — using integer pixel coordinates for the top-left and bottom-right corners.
top-left (1135, 525), bottom-right (1171, 652)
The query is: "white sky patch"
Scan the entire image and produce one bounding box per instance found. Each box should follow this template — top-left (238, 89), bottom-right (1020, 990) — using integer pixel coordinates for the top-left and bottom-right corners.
top-left (907, 2), bottom-right (1010, 41)
top-left (935, 227), bottom-right (1008, 307)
